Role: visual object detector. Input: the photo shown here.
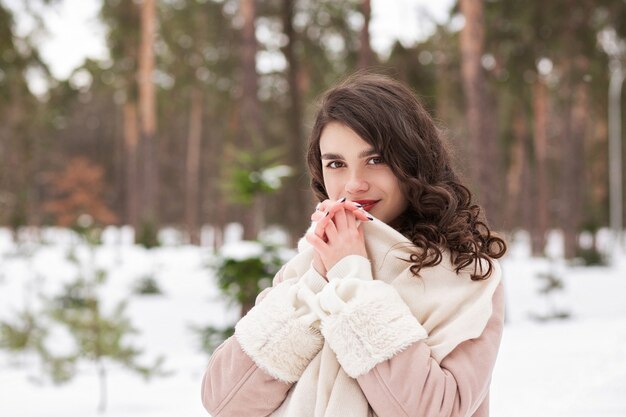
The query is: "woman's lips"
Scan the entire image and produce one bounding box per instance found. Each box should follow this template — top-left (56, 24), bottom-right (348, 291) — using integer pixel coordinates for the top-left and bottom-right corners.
top-left (353, 199), bottom-right (380, 211)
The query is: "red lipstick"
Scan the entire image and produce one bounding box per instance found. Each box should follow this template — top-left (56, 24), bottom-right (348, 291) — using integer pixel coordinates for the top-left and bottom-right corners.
top-left (352, 199), bottom-right (380, 211)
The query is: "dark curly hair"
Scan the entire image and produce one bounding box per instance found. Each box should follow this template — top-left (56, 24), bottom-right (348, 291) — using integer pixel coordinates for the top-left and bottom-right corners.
top-left (306, 73), bottom-right (506, 280)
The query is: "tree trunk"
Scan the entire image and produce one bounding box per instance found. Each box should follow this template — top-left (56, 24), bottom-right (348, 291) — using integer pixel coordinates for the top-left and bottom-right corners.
top-left (1, 82), bottom-right (25, 234)
top-left (185, 89), bottom-right (203, 245)
top-left (590, 116), bottom-right (609, 230)
top-left (532, 79), bottom-right (549, 255)
top-left (358, 0), bottom-right (374, 69)
top-left (123, 102), bottom-right (140, 230)
top-left (138, 0), bottom-right (158, 230)
top-left (282, 0), bottom-right (311, 244)
top-left (561, 65), bottom-right (589, 259)
top-left (97, 359), bottom-right (107, 414)
top-left (505, 104), bottom-right (527, 231)
top-left (558, 3), bottom-right (594, 258)
top-left (113, 97), bottom-right (125, 225)
top-left (459, 0), bottom-right (484, 187)
top-left (204, 101), bottom-right (226, 250)
top-left (240, 0), bottom-right (261, 141)
top-left (240, 0), bottom-right (262, 240)
top-left (458, 0), bottom-right (500, 226)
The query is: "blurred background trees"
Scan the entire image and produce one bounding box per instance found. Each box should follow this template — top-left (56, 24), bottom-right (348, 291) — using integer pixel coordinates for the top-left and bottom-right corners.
top-left (1, 0), bottom-right (625, 260)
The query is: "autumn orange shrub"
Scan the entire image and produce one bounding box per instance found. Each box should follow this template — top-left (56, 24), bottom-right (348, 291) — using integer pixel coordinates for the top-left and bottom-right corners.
top-left (43, 157), bottom-right (118, 227)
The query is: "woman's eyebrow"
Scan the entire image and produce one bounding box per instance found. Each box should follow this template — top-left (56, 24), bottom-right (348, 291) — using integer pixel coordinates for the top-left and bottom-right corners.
top-left (321, 148), bottom-right (377, 160)
top-left (321, 152), bottom-right (343, 160)
top-left (359, 148), bottom-right (378, 158)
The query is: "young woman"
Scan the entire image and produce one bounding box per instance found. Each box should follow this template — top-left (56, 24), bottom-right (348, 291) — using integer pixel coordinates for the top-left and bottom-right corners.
top-left (201, 73), bottom-right (506, 417)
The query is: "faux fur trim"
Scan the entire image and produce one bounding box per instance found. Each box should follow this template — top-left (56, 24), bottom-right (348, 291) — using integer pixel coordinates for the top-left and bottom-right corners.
top-left (320, 280), bottom-right (428, 378)
top-left (235, 282), bottom-right (324, 383)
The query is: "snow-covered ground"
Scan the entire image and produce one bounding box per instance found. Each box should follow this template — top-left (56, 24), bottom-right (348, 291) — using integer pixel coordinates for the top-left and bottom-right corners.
top-left (1, 227), bottom-right (625, 417)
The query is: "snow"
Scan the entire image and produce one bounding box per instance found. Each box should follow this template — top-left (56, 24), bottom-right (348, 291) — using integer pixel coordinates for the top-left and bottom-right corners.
top-left (260, 165), bottom-right (293, 190)
top-left (219, 240), bottom-right (265, 261)
top-left (1, 227), bottom-right (625, 416)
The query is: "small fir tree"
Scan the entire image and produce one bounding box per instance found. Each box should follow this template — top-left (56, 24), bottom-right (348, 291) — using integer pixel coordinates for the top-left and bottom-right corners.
top-left (132, 275), bottom-right (164, 296)
top-left (225, 145), bottom-right (293, 240)
top-left (43, 221), bottom-right (166, 413)
top-left (0, 309), bottom-right (46, 365)
top-left (45, 279), bottom-right (166, 413)
top-left (196, 240), bottom-right (290, 354)
top-left (136, 219), bottom-right (160, 248)
top-left (530, 258), bottom-right (571, 321)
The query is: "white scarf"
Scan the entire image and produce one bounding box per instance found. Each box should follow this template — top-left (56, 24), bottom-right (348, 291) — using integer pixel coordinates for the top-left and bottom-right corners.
top-left (270, 219), bottom-right (501, 416)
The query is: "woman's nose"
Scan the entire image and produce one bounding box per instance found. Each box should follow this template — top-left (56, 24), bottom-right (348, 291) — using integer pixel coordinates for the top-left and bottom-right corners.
top-left (345, 172), bottom-right (369, 194)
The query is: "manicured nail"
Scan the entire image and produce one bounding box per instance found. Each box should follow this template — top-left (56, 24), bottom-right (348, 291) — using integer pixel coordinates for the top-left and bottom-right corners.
top-left (366, 215), bottom-right (374, 221)
top-left (325, 211), bottom-right (330, 217)
top-left (353, 202), bottom-right (363, 208)
top-left (338, 197), bottom-right (346, 203)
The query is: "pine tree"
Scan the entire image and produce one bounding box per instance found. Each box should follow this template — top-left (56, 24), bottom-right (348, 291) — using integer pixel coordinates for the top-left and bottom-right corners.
top-left (0, 309), bottom-right (46, 366)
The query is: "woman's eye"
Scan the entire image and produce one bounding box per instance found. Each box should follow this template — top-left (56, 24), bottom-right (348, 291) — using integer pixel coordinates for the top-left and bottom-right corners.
top-left (326, 161), bottom-right (344, 169)
top-left (368, 156), bottom-right (384, 165)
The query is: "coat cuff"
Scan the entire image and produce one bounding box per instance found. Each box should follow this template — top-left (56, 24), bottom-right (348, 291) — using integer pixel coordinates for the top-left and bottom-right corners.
top-left (319, 279), bottom-right (428, 378)
top-left (326, 255), bottom-right (373, 281)
top-left (301, 263), bottom-right (328, 291)
top-left (235, 278), bottom-right (324, 383)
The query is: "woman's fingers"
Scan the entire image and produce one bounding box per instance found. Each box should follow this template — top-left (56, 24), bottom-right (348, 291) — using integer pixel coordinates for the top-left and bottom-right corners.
top-left (311, 199), bottom-right (342, 221)
top-left (351, 206), bottom-right (374, 222)
top-left (306, 231), bottom-right (328, 253)
top-left (333, 206), bottom-right (348, 231)
top-left (311, 210), bottom-right (326, 222)
top-left (345, 208), bottom-right (358, 231)
top-left (333, 203), bottom-right (370, 234)
top-left (324, 216), bottom-right (339, 241)
top-left (313, 199), bottom-right (341, 217)
top-left (325, 198), bottom-right (348, 219)
top-left (358, 220), bottom-right (365, 241)
top-left (310, 197), bottom-right (373, 225)
top-left (342, 201), bottom-right (372, 222)
top-left (314, 212), bottom-right (331, 237)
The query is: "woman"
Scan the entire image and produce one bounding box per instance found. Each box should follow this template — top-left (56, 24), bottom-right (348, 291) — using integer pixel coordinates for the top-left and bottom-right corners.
top-left (201, 73), bottom-right (506, 417)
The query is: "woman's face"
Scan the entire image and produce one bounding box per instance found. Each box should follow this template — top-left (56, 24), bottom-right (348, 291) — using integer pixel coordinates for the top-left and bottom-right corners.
top-left (319, 121), bottom-right (409, 225)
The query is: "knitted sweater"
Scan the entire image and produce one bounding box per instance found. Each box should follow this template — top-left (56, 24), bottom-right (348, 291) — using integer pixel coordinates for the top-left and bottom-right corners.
top-left (202, 218), bottom-right (503, 417)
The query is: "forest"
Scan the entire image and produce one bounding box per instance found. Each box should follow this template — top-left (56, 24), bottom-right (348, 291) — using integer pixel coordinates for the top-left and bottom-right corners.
top-left (1, 0), bottom-right (626, 259)
top-left (2, 1), bottom-right (626, 415)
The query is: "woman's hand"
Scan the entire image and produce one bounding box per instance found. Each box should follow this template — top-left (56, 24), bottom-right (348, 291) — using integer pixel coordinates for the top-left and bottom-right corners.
top-left (308, 198), bottom-right (371, 275)
top-left (306, 204), bottom-right (368, 273)
top-left (308, 198), bottom-right (371, 276)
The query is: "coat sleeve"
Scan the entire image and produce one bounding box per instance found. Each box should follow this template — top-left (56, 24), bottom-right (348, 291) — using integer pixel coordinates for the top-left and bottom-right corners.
top-left (201, 265), bottom-right (328, 417)
top-left (201, 335), bottom-right (293, 417)
top-left (313, 256), bottom-right (429, 377)
top-left (355, 283), bottom-right (505, 417)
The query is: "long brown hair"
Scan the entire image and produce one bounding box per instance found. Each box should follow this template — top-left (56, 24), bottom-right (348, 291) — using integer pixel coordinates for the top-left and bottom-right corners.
top-left (306, 73), bottom-right (506, 280)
